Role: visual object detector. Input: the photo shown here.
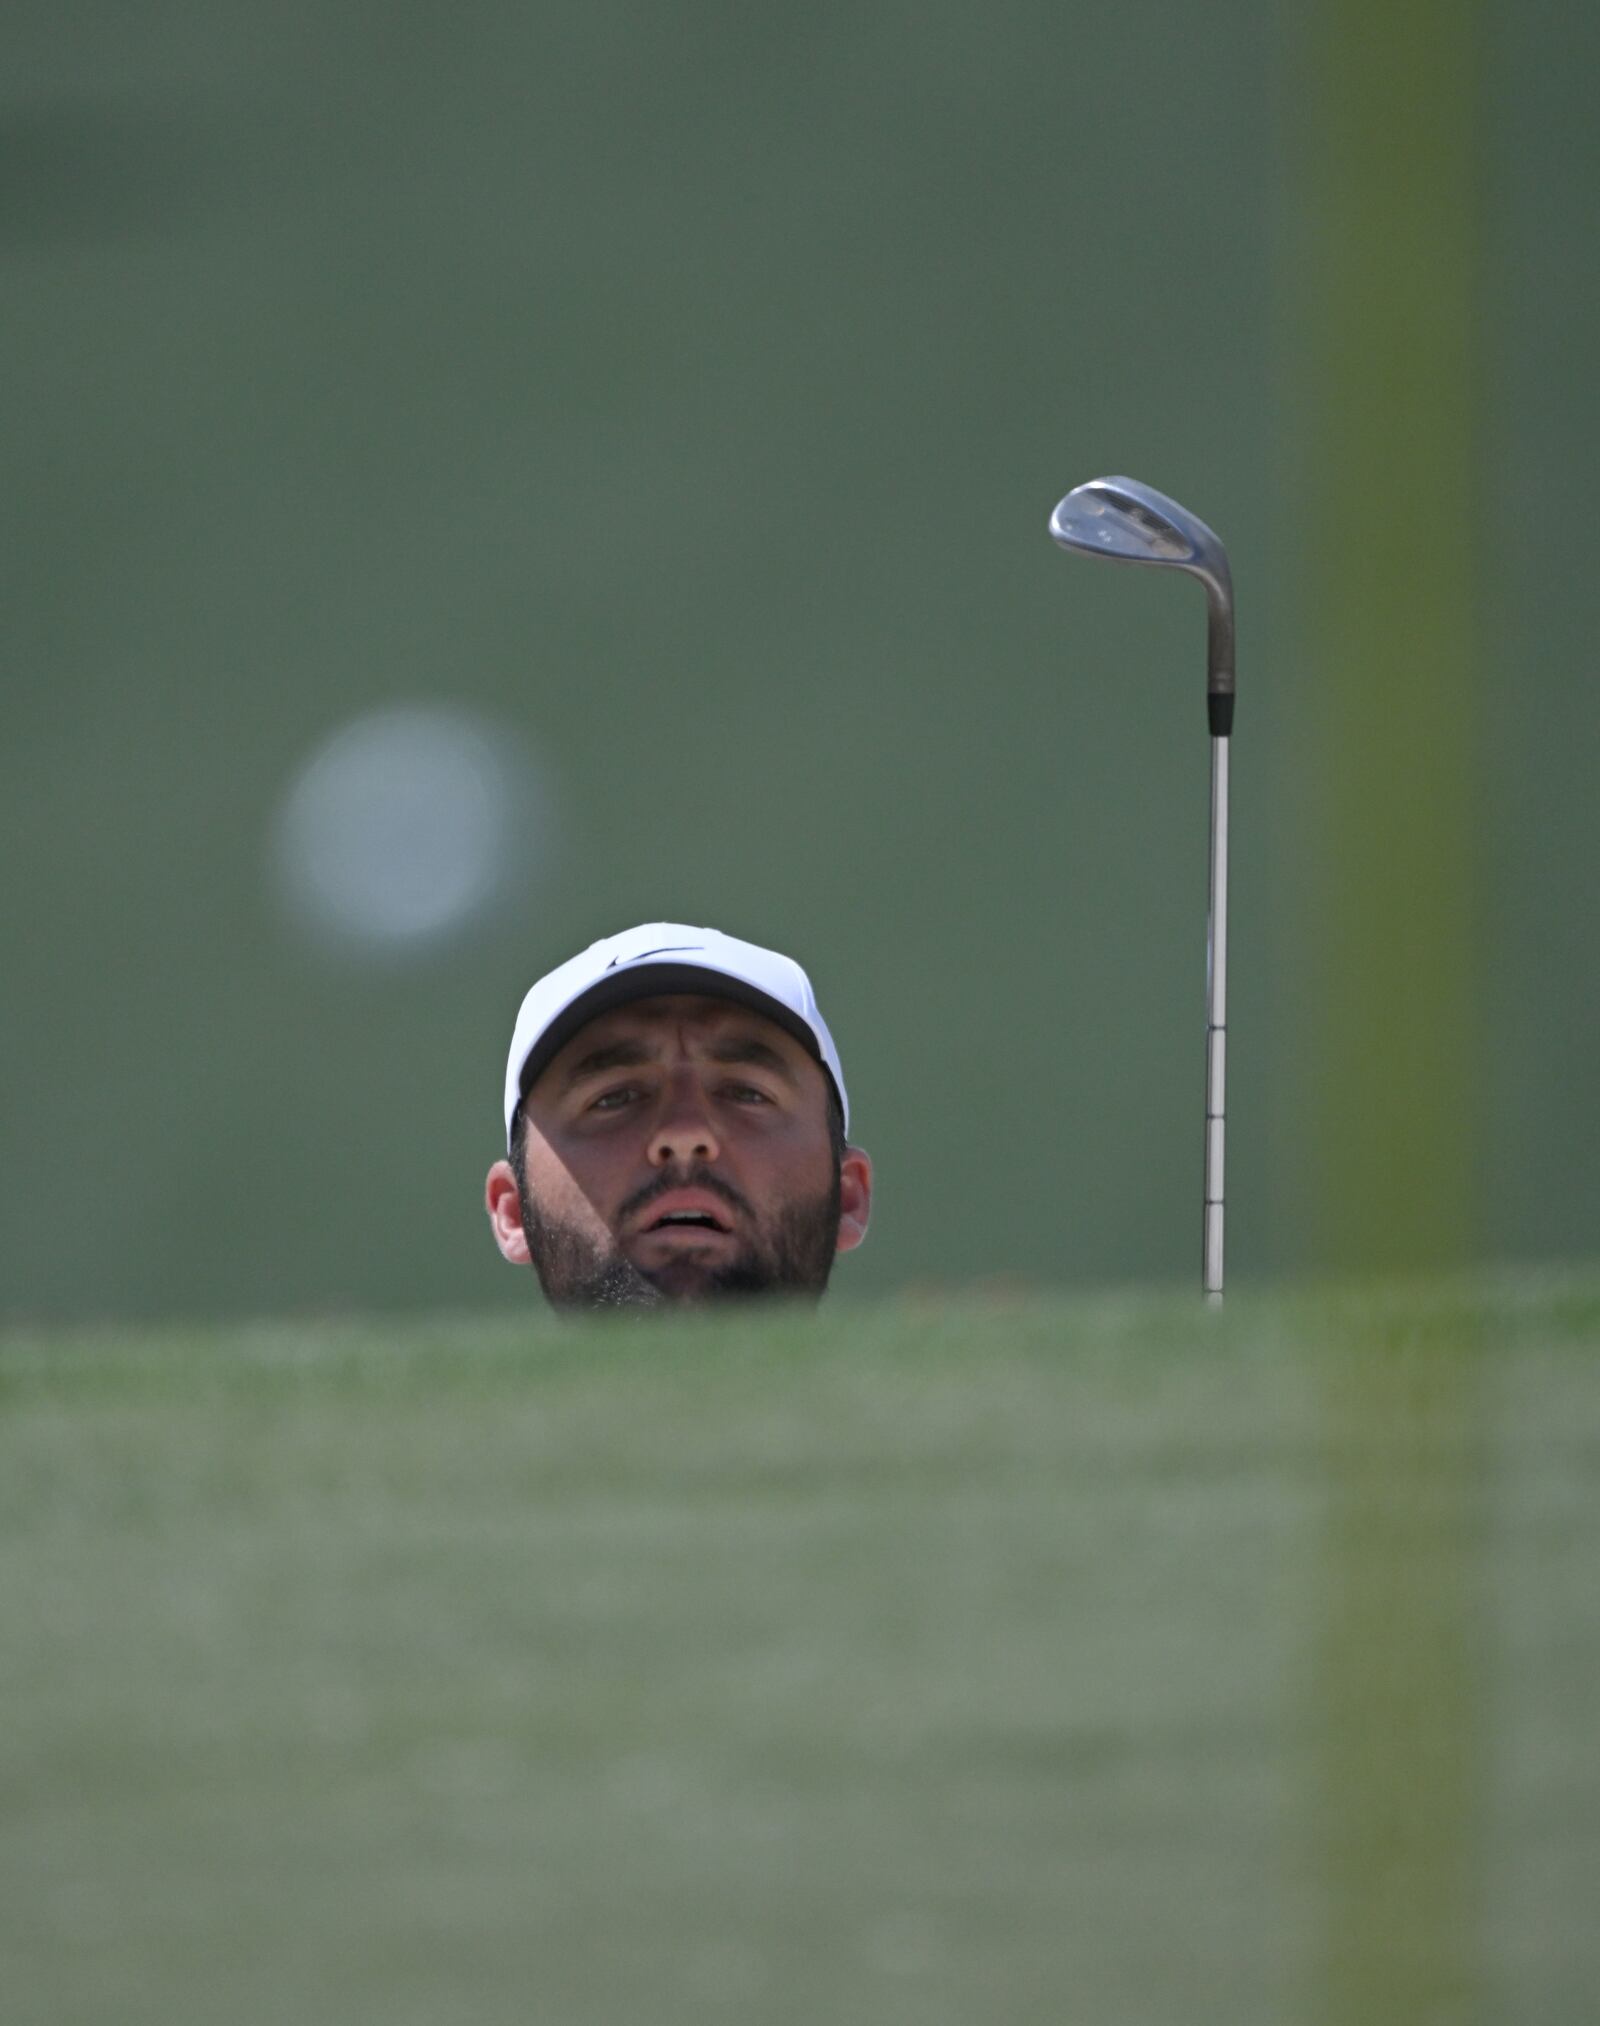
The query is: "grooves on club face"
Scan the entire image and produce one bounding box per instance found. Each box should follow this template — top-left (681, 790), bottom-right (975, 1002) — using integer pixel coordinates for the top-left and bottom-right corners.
top-left (1049, 481), bottom-right (1197, 563)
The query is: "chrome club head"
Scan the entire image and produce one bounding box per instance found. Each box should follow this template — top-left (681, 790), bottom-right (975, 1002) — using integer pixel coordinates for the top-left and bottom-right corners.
top-left (1049, 476), bottom-right (1235, 715)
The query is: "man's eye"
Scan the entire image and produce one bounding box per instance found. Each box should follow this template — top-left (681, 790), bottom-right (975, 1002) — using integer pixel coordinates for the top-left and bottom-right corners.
top-left (726, 1083), bottom-right (772, 1104)
top-left (590, 1087), bottom-right (642, 1112)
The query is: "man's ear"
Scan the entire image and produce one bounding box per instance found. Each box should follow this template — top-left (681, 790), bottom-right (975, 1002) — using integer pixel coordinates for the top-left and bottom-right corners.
top-left (485, 1160), bottom-right (532, 1265)
top-left (835, 1146), bottom-right (873, 1253)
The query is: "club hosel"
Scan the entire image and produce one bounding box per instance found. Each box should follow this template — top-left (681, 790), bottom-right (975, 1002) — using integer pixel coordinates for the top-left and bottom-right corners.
top-left (1205, 595), bottom-right (1235, 736)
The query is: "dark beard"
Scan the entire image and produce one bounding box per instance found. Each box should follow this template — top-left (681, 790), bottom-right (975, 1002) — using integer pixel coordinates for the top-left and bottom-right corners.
top-left (519, 1162), bottom-right (843, 1314)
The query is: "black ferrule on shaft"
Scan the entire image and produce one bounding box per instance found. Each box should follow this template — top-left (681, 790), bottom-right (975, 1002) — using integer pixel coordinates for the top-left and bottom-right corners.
top-left (1208, 691), bottom-right (1235, 738)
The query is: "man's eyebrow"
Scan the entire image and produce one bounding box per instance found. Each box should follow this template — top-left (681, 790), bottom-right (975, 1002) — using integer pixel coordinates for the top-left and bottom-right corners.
top-left (559, 1039), bottom-right (658, 1087)
top-left (707, 1037), bottom-right (800, 1083)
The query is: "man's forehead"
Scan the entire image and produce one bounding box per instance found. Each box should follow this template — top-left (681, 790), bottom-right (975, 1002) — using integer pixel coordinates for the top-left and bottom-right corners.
top-left (551, 994), bottom-right (809, 1063)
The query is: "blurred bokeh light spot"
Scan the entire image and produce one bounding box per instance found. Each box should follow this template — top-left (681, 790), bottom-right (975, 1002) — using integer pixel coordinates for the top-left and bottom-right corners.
top-left (271, 704), bottom-right (545, 956)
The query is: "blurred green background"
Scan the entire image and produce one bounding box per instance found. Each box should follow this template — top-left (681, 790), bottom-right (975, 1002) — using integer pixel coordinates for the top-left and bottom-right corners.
top-left (3, 0), bottom-right (1596, 1322)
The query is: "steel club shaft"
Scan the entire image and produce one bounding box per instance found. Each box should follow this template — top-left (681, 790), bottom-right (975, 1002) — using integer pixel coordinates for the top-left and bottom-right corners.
top-left (1205, 733), bottom-right (1229, 1302)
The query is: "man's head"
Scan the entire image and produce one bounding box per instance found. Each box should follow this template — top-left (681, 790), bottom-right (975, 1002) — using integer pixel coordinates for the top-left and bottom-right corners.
top-left (485, 926), bottom-right (871, 1312)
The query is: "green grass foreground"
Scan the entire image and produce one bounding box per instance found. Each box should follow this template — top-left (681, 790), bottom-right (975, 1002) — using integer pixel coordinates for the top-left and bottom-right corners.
top-left (3, 1272), bottom-right (1597, 2026)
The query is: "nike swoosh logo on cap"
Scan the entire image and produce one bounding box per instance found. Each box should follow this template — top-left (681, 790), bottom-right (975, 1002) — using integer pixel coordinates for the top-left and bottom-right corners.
top-left (606, 945), bottom-right (703, 969)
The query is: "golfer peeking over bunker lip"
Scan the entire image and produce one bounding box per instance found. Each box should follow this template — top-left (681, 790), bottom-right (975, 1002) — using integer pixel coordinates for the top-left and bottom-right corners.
top-left (485, 925), bottom-right (873, 1311)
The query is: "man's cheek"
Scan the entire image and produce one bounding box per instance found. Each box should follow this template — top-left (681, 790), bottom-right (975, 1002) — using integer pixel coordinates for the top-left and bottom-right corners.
top-left (529, 1149), bottom-right (618, 1242)
top-left (561, 1193), bottom-right (621, 1253)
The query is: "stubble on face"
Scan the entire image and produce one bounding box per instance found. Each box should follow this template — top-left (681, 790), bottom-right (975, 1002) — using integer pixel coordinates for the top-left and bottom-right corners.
top-left (519, 1160), bottom-right (843, 1313)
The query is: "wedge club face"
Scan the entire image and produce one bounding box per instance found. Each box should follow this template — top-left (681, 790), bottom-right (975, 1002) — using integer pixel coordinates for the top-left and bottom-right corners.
top-left (1049, 477), bottom-right (1235, 718)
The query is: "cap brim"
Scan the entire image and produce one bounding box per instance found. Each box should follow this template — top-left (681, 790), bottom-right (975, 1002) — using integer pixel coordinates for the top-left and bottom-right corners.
top-left (516, 962), bottom-right (836, 1114)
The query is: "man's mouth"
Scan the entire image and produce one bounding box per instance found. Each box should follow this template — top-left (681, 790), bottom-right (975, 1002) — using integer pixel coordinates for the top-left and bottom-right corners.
top-left (634, 1191), bottom-right (736, 1238)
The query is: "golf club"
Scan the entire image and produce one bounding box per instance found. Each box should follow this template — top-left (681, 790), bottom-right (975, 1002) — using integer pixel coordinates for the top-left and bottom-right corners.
top-left (1047, 477), bottom-right (1235, 1303)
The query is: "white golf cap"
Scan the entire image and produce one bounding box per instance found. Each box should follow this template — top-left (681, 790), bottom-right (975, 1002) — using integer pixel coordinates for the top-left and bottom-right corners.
top-left (502, 923), bottom-right (849, 1150)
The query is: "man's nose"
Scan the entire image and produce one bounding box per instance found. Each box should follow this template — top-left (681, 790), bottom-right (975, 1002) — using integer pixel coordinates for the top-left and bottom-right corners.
top-left (647, 1077), bottom-right (720, 1168)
